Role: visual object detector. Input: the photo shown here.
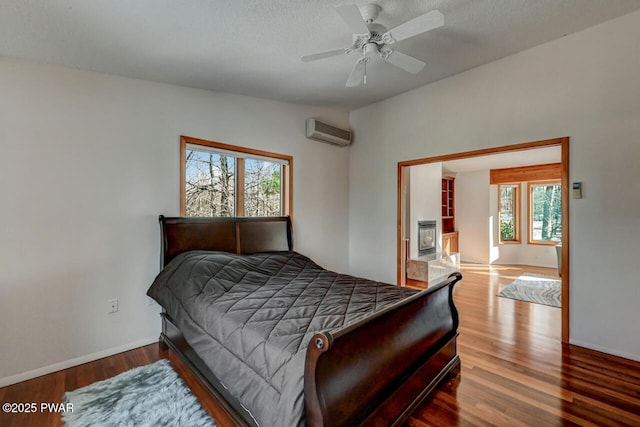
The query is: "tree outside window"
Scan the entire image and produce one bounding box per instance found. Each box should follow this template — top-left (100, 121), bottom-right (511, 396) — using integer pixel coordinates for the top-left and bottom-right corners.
top-left (243, 158), bottom-right (282, 217)
top-left (185, 150), bottom-right (235, 217)
top-left (180, 136), bottom-right (291, 218)
top-left (499, 184), bottom-right (520, 243)
top-left (528, 182), bottom-right (562, 244)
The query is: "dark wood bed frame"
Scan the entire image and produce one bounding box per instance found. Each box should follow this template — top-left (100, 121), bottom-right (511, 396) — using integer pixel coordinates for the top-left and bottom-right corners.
top-left (156, 215), bottom-right (462, 427)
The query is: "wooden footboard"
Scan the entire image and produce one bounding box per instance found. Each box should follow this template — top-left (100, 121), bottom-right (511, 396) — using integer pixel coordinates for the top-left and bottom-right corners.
top-left (304, 272), bottom-right (462, 427)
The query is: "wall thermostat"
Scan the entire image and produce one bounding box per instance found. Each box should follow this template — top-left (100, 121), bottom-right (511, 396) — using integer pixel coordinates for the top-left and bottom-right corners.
top-left (572, 182), bottom-right (582, 199)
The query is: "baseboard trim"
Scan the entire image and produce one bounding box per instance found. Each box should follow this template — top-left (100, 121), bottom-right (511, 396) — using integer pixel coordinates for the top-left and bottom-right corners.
top-left (0, 336), bottom-right (158, 387)
top-left (569, 339), bottom-right (640, 363)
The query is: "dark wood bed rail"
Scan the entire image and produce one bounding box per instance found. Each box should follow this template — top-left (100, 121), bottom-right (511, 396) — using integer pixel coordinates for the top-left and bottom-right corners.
top-left (305, 272), bottom-right (462, 427)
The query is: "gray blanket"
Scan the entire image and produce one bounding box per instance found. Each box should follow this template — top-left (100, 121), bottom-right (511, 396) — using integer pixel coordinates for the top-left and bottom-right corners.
top-left (147, 250), bottom-right (417, 426)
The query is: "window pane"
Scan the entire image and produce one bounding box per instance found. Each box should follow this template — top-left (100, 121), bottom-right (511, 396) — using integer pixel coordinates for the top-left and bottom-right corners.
top-left (531, 183), bottom-right (562, 242)
top-left (499, 185), bottom-right (517, 241)
top-left (184, 149), bottom-right (235, 217)
top-left (243, 159), bottom-right (282, 216)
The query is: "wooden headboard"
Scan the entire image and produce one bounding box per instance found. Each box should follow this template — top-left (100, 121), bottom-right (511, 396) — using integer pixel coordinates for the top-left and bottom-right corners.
top-left (159, 215), bottom-right (293, 267)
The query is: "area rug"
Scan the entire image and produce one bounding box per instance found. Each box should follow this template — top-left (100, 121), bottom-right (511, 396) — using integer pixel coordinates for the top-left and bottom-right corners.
top-left (62, 359), bottom-right (216, 427)
top-left (497, 273), bottom-right (561, 307)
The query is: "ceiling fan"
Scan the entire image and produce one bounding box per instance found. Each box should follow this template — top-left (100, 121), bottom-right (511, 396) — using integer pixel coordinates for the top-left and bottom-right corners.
top-left (302, 3), bottom-right (444, 87)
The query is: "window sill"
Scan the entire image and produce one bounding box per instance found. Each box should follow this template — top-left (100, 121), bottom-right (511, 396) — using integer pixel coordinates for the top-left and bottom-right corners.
top-left (527, 240), bottom-right (561, 246)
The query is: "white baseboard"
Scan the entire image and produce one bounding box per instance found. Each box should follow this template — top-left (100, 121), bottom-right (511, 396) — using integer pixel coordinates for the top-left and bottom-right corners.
top-left (570, 339), bottom-right (640, 363)
top-left (0, 336), bottom-right (158, 388)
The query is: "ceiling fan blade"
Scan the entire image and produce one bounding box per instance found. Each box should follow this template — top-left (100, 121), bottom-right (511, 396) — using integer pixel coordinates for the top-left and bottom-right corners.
top-left (346, 58), bottom-right (367, 87)
top-left (302, 48), bottom-right (348, 62)
top-left (335, 4), bottom-right (370, 35)
top-left (382, 50), bottom-right (426, 74)
top-left (385, 10), bottom-right (443, 43)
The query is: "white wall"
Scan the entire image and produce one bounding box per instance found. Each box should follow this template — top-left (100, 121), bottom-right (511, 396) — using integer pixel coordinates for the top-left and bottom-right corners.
top-left (455, 171), bottom-right (490, 264)
top-left (349, 10), bottom-right (640, 361)
top-left (0, 57), bottom-right (350, 385)
top-left (455, 171), bottom-right (559, 268)
top-left (489, 184), bottom-right (559, 268)
top-left (408, 163), bottom-right (442, 258)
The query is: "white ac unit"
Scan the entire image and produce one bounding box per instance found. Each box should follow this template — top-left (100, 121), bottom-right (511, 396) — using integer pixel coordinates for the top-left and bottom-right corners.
top-left (305, 118), bottom-right (352, 146)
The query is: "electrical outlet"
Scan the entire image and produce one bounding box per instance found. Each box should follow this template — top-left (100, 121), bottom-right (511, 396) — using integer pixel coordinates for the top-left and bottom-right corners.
top-left (108, 298), bottom-right (118, 314)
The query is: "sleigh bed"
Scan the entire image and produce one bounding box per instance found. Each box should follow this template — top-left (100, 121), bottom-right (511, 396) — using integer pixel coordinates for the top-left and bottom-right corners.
top-left (147, 215), bottom-right (461, 427)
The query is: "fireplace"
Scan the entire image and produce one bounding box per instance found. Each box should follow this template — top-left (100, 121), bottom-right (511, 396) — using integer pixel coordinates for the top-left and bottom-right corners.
top-left (418, 220), bottom-right (437, 256)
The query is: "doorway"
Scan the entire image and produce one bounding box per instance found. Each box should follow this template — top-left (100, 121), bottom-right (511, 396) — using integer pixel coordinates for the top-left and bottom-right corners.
top-left (397, 137), bottom-right (570, 342)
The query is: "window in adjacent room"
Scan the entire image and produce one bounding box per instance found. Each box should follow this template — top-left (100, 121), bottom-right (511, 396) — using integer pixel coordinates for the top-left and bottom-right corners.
top-left (528, 181), bottom-right (562, 244)
top-left (180, 136), bottom-right (292, 218)
top-left (498, 184), bottom-right (520, 243)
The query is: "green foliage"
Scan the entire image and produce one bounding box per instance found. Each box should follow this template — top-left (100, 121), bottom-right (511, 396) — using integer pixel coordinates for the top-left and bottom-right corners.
top-left (500, 219), bottom-right (515, 241)
top-left (259, 169), bottom-right (281, 196)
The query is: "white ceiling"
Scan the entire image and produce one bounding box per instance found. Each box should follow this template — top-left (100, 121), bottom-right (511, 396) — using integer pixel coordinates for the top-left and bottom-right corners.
top-left (442, 146), bottom-right (561, 174)
top-left (2, 0), bottom-right (640, 109)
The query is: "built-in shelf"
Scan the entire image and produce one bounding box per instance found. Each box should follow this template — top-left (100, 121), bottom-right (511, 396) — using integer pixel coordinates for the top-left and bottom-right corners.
top-left (441, 176), bottom-right (458, 253)
top-left (442, 176), bottom-right (455, 234)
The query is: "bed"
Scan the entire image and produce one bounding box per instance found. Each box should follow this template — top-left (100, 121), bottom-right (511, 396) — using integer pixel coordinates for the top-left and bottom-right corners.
top-left (147, 215), bottom-right (462, 427)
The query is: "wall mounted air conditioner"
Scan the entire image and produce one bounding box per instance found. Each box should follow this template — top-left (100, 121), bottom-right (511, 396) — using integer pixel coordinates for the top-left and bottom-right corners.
top-left (305, 118), bottom-right (352, 146)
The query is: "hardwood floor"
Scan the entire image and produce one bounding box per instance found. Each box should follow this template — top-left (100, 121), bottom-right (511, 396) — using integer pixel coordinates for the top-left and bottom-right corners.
top-left (0, 344), bottom-right (236, 427)
top-left (1, 263), bottom-right (639, 426)
top-left (407, 263), bottom-right (640, 426)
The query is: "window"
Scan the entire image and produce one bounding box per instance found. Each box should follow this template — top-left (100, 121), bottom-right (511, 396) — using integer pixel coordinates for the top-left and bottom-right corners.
top-left (498, 184), bottom-right (520, 243)
top-left (180, 136), bottom-right (292, 217)
top-left (528, 182), bottom-right (562, 244)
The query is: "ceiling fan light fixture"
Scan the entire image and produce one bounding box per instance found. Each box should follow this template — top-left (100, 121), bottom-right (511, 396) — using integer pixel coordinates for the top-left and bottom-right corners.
top-left (363, 42), bottom-right (378, 58)
top-left (302, 4), bottom-right (444, 88)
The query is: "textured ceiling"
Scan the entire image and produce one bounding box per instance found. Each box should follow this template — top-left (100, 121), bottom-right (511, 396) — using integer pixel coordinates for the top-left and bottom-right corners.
top-left (2, 0), bottom-right (640, 109)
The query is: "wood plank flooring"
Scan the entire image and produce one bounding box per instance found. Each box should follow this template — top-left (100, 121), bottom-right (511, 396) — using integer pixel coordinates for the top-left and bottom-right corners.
top-left (407, 264), bottom-right (640, 426)
top-left (1, 263), bottom-right (639, 426)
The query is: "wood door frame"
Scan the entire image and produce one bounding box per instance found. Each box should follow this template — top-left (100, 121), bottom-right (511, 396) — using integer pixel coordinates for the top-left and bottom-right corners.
top-left (397, 137), bottom-right (570, 342)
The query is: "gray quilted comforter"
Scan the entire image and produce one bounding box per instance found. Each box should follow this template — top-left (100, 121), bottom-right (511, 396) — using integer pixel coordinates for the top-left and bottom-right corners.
top-left (147, 250), bottom-right (417, 426)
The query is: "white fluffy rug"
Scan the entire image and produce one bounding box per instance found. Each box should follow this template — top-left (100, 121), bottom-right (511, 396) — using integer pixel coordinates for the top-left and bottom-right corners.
top-left (497, 273), bottom-right (561, 308)
top-left (62, 359), bottom-right (216, 427)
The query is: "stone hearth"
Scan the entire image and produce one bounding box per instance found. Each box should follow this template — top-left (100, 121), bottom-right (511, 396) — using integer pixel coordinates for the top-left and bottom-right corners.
top-left (407, 252), bottom-right (460, 285)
